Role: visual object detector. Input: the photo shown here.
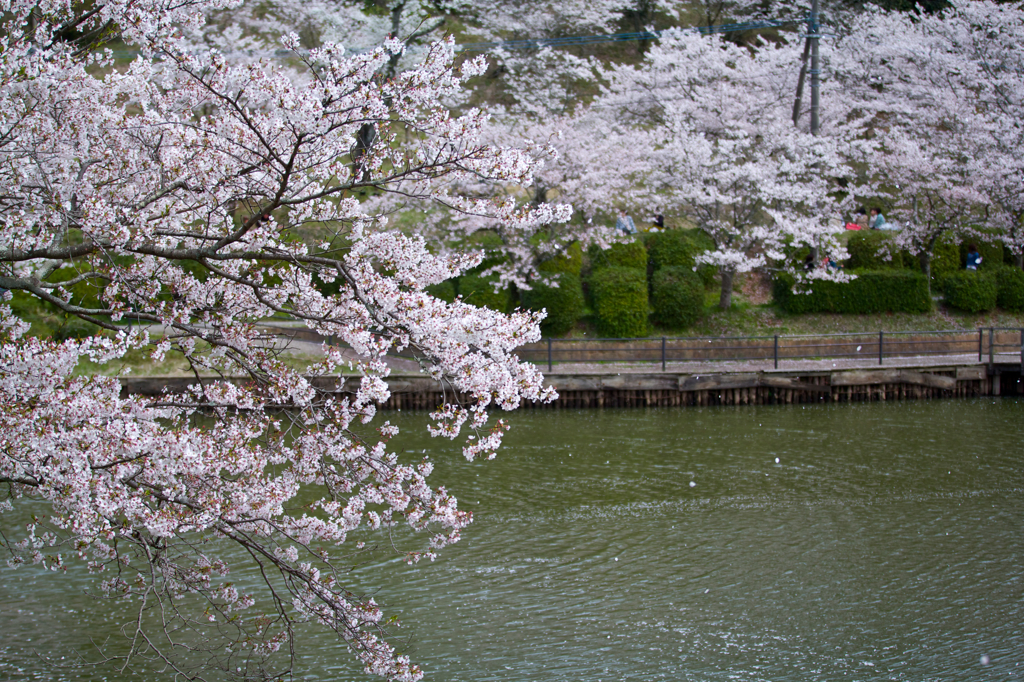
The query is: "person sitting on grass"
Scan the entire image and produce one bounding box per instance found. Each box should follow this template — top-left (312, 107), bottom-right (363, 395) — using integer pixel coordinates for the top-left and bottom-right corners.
top-left (869, 207), bottom-right (889, 230)
top-left (615, 208), bottom-right (636, 235)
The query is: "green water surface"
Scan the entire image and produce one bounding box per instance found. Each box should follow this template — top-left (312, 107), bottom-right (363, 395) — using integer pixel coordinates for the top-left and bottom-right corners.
top-left (2, 399), bottom-right (1022, 681)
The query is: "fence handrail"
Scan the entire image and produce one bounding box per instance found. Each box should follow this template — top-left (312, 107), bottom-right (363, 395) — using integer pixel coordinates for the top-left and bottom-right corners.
top-left (520, 328), bottom-right (1024, 372)
top-left (530, 328), bottom-right (1024, 345)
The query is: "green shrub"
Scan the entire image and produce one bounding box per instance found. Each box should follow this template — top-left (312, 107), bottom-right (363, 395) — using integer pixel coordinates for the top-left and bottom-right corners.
top-left (646, 230), bottom-right (698, 270)
top-left (846, 231), bottom-right (907, 270)
top-left (537, 242), bottom-right (583, 276)
top-left (521, 272), bottom-right (585, 337)
top-left (459, 274), bottom-right (513, 313)
top-left (645, 230), bottom-right (716, 287)
top-left (682, 229), bottom-right (717, 285)
top-left (52, 315), bottom-right (100, 341)
top-left (943, 270), bottom-right (997, 313)
top-left (898, 237), bottom-right (961, 287)
top-left (685, 227), bottom-right (716, 252)
top-left (589, 266), bottom-right (649, 338)
top-left (995, 265), bottom-right (1024, 312)
top-left (773, 270), bottom-right (932, 314)
top-left (928, 239), bottom-right (961, 281)
top-left (588, 240), bottom-right (648, 272)
top-left (651, 266), bottom-right (704, 330)
top-left (425, 280), bottom-right (457, 303)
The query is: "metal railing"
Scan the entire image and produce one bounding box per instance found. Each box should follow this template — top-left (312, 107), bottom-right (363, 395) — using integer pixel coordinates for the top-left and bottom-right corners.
top-left (518, 328), bottom-right (1024, 373)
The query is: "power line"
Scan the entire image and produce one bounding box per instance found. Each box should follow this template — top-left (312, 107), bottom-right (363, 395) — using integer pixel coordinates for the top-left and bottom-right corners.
top-left (456, 18), bottom-right (806, 53)
top-left (100, 16), bottom-right (807, 60)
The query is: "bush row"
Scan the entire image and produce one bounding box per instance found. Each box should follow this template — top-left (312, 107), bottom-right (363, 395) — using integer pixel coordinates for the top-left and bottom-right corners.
top-left (586, 230), bottom-right (712, 337)
top-left (941, 266), bottom-right (1024, 313)
top-left (311, 227), bottom-right (719, 339)
top-left (996, 266), bottom-right (1024, 312)
top-left (651, 267), bottom-right (704, 329)
top-left (773, 270), bottom-right (932, 314)
top-left (589, 266), bottom-right (650, 338)
top-left (644, 229), bottom-right (717, 287)
top-left (341, 227), bottom-right (1024, 341)
top-left (521, 273), bottom-right (586, 337)
top-left (845, 231), bottom-right (1010, 279)
top-left (943, 270), bottom-right (997, 313)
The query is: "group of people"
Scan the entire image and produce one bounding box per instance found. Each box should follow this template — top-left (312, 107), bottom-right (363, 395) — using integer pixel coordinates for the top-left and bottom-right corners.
top-left (846, 207), bottom-right (891, 231)
top-left (613, 206), bottom-right (985, 274)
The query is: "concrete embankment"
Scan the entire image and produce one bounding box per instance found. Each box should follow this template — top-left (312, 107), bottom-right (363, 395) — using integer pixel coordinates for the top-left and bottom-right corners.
top-left (120, 358), bottom-right (1022, 409)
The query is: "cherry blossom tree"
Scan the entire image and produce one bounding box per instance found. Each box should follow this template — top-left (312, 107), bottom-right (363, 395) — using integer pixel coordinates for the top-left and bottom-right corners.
top-left (832, 1), bottom-right (1024, 279)
top-left (943, 2), bottom-right (1024, 268)
top-left (0, 0), bottom-right (568, 678)
top-left (348, 44), bottom-right (632, 293)
top-left (596, 30), bottom-right (854, 308)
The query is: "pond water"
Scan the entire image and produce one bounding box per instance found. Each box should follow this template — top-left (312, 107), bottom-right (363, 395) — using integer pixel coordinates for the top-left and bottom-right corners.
top-left (2, 399), bottom-right (1023, 681)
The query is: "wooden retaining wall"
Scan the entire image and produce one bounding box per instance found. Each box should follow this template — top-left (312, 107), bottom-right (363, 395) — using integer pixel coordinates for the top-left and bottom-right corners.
top-left (380, 366), bottom-right (994, 410)
top-left (122, 365), bottom-right (1015, 409)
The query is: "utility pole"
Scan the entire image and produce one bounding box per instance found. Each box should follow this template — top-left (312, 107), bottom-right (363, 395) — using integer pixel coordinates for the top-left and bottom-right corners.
top-left (809, 0), bottom-right (820, 136)
top-left (793, 0), bottom-right (823, 260)
top-left (792, 0), bottom-right (821, 136)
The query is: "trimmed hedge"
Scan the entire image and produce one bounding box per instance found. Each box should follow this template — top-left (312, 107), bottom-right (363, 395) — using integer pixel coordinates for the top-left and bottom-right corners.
top-left (646, 230), bottom-right (698, 270)
top-left (923, 239), bottom-right (961, 282)
top-left (996, 265), bottom-right (1024, 312)
top-left (521, 272), bottom-right (585, 337)
top-left (588, 240), bottom-right (648, 272)
top-left (645, 229), bottom-right (716, 287)
top-left (943, 270), bottom-right (997, 313)
top-left (537, 241), bottom-right (583, 276)
top-left (459, 274), bottom-right (513, 313)
top-left (651, 266), bottom-right (704, 330)
top-left (845, 231), bottom-right (907, 270)
top-left (773, 270), bottom-right (932, 314)
top-left (590, 266), bottom-right (649, 338)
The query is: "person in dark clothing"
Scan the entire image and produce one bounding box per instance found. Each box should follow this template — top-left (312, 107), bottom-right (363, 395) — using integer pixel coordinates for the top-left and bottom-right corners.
top-left (966, 244), bottom-right (982, 270)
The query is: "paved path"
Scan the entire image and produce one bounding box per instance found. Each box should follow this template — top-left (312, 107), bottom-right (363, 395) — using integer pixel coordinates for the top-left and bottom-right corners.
top-left (543, 353), bottom-right (1019, 376)
top-left (129, 323), bottom-right (1022, 378)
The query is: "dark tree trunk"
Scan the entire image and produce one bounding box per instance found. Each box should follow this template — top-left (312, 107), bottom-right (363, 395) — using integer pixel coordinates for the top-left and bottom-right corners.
top-left (718, 267), bottom-right (735, 310)
top-left (919, 251), bottom-right (932, 295)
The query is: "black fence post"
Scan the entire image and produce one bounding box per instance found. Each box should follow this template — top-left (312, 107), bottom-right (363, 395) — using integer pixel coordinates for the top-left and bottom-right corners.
top-left (878, 331), bottom-right (884, 365)
top-left (661, 337), bottom-right (666, 371)
top-left (547, 337), bottom-right (552, 372)
top-left (989, 327), bottom-right (995, 371)
top-left (773, 334), bottom-right (779, 369)
top-left (979, 328), bottom-right (984, 362)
